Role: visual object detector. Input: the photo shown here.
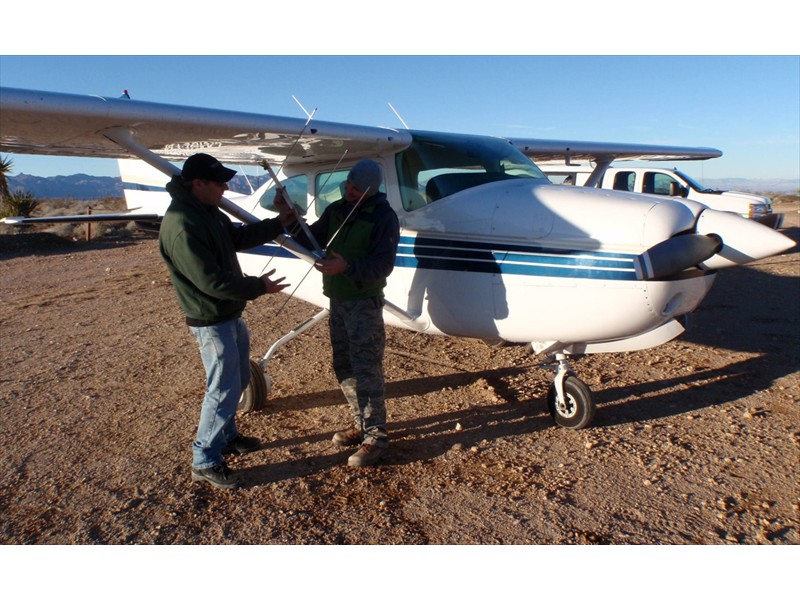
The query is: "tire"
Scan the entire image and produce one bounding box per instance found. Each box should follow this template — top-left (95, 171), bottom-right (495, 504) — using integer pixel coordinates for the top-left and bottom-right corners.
top-left (238, 358), bottom-right (270, 413)
top-left (547, 376), bottom-right (595, 430)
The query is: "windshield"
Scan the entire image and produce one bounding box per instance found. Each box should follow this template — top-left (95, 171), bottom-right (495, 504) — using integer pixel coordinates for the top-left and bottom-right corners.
top-left (674, 170), bottom-right (711, 192)
top-left (395, 131), bottom-right (547, 210)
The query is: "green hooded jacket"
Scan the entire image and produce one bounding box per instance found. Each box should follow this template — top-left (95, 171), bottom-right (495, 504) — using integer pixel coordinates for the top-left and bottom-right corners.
top-left (158, 177), bottom-right (284, 324)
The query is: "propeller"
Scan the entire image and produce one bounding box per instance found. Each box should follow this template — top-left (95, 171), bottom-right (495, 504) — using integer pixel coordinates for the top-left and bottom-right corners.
top-left (637, 233), bottom-right (723, 280)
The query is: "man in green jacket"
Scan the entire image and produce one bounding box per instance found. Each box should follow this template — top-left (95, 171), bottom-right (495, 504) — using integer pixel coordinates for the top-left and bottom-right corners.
top-left (285, 159), bottom-right (399, 467)
top-left (159, 153), bottom-right (291, 489)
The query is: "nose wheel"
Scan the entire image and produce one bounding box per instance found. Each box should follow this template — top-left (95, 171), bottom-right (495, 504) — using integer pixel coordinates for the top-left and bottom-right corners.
top-left (544, 353), bottom-right (595, 429)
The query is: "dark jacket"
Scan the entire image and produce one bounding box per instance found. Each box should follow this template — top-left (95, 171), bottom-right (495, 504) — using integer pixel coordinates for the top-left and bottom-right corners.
top-left (158, 176), bottom-right (284, 324)
top-left (296, 192), bottom-right (399, 300)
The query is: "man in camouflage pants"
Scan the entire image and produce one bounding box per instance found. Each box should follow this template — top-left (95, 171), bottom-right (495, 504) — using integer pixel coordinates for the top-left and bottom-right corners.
top-left (279, 159), bottom-right (399, 466)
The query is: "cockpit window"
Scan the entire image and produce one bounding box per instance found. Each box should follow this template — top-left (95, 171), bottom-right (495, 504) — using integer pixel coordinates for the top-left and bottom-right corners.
top-left (259, 174), bottom-right (308, 215)
top-left (395, 131), bottom-right (546, 211)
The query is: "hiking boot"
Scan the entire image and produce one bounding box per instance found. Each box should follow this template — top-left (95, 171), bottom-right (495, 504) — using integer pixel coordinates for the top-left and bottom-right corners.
top-left (347, 443), bottom-right (386, 467)
top-left (332, 427), bottom-right (362, 447)
top-left (223, 434), bottom-right (261, 456)
top-left (191, 463), bottom-right (240, 490)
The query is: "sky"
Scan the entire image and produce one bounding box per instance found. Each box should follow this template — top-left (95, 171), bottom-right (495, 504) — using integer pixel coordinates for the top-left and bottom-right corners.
top-left (1, 17), bottom-right (799, 184)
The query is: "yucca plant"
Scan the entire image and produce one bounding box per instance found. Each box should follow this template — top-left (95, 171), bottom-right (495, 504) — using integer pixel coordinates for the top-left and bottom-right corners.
top-left (1, 190), bottom-right (39, 219)
top-left (0, 154), bottom-right (12, 201)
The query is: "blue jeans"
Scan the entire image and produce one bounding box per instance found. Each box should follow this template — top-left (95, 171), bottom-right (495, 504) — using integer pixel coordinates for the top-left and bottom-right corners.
top-left (189, 317), bottom-right (250, 469)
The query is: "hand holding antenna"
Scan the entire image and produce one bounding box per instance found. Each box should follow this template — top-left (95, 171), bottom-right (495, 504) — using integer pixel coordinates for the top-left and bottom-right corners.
top-left (314, 251), bottom-right (348, 276)
top-left (262, 160), bottom-right (324, 257)
top-left (272, 187), bottom-right (297, 227)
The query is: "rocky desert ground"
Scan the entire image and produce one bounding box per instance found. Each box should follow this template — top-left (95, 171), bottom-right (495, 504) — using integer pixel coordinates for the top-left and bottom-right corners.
top-left (0, 198), bottom-right (797, 566)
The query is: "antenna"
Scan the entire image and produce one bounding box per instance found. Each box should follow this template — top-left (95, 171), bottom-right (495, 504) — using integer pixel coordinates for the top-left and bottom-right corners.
top-left (388, 102), bottom-right (409, 129)
top-left (238, 165), bottom-right (255, 194)
top-left (293, 95), bottom-right (313, 119)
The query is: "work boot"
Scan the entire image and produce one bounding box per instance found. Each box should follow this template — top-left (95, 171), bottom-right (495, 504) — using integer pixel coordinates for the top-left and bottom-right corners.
top-left (191, 463), bottom-right (240, 490)
top-left (223, 434), bottom-right (261, 456)
top-left (347, 443), bottom-right (386, 467)
top-left (332, 427), bottom-right (362, 447)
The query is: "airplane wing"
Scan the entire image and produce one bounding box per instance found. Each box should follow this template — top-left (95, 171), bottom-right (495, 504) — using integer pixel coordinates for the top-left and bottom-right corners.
top-left (0, 87), bottom-right (412, 167)
top-left (2, 87), bottom-right (721, 170)
top-left (508, 137), bottom-right (723, 164)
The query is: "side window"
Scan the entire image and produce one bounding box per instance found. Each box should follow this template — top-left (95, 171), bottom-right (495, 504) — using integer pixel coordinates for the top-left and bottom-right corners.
top-left (314, 168), bottom-right (387, 217)
top-left (652, 173), bottom-right (677, 196)
top-left (315, 170), bottom-right (349, 218)
top-left (613, 171), bottom-right (635, 192)
top-left (259, 174), bottom-right (308, 215)
top-left (396, 149), bottom-right (428, 211)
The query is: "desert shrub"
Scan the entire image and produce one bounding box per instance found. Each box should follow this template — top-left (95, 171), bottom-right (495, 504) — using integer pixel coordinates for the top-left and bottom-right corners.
top-left (1, 190), bottom-right (39, 218)
top-left (35, 197), bottom-right (125, 217)
top-left (43, 223), bottom-right (80, 239)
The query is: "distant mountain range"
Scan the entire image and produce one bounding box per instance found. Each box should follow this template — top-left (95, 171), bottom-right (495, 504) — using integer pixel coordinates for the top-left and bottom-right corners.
top-left (6, 172), bottom-right (799, 200)
top-left (694, 178), bottom-right (799, 194)
top-left (6, 173), bottom-right (270, 200)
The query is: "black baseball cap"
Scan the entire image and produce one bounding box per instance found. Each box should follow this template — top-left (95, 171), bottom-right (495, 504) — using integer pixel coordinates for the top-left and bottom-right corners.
top-left (181, 153), bottom-right (237, 182)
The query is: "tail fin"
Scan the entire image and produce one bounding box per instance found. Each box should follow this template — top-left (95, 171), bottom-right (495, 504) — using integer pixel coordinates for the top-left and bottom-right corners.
top-left (117, 158), bottom-right (249, 224)
top-left (117, 159), bottom-right (172, 218)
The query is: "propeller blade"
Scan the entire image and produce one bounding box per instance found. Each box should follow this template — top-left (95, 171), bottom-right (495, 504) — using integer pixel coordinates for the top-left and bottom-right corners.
top-left (637, 233), bottom-right (723, 280)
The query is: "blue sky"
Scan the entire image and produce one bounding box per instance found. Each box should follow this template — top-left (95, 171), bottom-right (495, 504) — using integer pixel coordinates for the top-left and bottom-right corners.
top-left (1, 55), bottom-right (798, 183)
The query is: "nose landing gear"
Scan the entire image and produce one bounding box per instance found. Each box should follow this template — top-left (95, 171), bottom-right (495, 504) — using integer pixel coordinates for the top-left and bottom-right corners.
top-left (543, 353), bottom-right (595, 430)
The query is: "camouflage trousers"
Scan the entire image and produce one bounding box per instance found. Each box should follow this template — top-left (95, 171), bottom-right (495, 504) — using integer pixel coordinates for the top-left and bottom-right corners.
top-left (329, 296), bottom-right (388, 447)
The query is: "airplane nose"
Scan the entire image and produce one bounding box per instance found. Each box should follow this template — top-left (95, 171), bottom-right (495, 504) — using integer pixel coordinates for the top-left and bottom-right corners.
top-left (695, 209), bottom-right (796, 270)
top-left (636, 207), bottom-right (795, 280)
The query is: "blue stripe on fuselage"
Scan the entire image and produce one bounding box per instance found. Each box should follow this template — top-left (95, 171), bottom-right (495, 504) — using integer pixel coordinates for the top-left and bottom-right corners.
top-left (242, 234), bottom-right (641, 281)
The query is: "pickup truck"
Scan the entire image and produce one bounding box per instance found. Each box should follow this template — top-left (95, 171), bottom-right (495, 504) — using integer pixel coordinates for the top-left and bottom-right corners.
top-left (541, 165), bottom-right (781, 229)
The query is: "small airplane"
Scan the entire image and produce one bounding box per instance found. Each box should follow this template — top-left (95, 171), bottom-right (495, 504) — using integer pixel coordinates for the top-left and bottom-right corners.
top-left (1, 86), bottom-right (794, 429)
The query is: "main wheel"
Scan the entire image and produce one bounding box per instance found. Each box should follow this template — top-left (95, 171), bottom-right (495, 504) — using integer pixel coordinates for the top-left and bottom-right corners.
top-left (547, 376), bottom-right (595, 430)
top-left (238, 358), bottom-right (271, 413)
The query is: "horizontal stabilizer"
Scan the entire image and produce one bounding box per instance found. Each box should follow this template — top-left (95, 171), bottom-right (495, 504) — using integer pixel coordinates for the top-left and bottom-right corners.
top-left (510, 138), bottom-right (722, 163)
top-left (1, 213), bottom-right (161, 225)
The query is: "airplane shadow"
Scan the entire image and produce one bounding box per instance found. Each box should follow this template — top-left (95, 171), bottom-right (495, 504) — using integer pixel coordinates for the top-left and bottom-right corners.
top-left (592, 223), bottom-right (799, 425)
top-left (239, 367), bottom-right (550, 486)
top-left (240, 395), bottom-right (550, 486)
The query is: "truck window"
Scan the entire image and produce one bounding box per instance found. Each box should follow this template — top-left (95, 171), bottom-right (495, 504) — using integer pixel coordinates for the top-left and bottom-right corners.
top-left (613, 171), bottom-right (635, 192)
top-left (652, 173), bottom-right (680, 196)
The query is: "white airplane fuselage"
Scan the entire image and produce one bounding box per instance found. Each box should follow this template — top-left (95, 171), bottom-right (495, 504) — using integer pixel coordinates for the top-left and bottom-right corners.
top-left (235, 176), bottom-right (718, 351)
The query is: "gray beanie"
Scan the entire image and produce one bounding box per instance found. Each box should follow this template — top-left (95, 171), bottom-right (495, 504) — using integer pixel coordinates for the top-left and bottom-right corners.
top-left (347, 159), bottom-right (383, 195)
